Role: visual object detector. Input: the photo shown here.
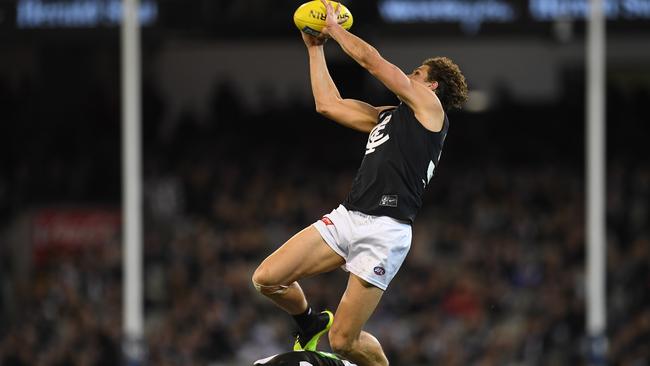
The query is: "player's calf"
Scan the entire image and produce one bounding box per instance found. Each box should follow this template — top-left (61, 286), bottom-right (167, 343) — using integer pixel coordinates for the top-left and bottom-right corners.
top-left (328, 329), bottom-right (355, 358)
top-left (329, 330), bottom-right (389, 366)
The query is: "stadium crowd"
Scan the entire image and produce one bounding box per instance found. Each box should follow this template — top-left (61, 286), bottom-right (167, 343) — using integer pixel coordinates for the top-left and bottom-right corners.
top-left (1, 75), bottom-right (649, 365)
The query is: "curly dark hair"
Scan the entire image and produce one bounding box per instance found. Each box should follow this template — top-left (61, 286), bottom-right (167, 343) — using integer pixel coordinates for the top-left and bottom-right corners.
top-left (423, 57), bottom-right (468, 111)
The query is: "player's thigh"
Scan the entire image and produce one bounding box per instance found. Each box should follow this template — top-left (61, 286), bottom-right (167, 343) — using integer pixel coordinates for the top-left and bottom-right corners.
top-left (330, 274), bottom-right (384, 340)
top-left (254, 225), bottom-right (345, 285)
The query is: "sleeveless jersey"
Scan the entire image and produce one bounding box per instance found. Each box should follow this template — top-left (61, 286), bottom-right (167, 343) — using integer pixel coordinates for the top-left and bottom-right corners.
top-left (343, 103), bottom-right (449, 223)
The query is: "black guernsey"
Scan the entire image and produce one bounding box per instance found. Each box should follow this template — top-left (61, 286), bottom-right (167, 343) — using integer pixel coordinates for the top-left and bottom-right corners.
top-left (254, 351), bottom-right (353, 366)
top-left (343, 103), bottom-right (449, 223)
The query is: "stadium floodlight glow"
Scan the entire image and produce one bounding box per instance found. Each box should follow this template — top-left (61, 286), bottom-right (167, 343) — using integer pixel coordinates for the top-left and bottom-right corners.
top-left (464, 90), bottom-right (491, 113)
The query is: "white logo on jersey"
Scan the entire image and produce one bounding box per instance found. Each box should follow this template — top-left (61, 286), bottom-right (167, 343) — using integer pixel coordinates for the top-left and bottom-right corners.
top-left (423, 160), bottom-right (436, 187)
top-left (365, 114), bottom-right (391, 155)
top-left (427, 160), bottom-right (436, 183)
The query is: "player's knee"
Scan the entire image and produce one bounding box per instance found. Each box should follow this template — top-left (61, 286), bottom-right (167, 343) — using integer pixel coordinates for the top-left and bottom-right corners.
top-left (251, 266), bottom-right (271, 292)
top-left (252, 266), bottom-right (289, 296)
top-left (328, 329), bottom-right (355, 357)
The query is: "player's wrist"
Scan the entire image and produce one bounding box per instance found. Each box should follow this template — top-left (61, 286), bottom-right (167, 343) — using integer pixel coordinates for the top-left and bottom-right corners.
top-left (326, 23), bottom-right (345, 40)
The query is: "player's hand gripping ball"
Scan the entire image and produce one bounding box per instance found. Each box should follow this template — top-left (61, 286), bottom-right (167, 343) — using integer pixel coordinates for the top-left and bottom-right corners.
top-left (293, 1), bottom-right (353, 36)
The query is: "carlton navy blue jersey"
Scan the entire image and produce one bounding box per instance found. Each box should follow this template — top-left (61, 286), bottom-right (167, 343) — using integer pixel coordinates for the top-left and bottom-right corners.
top-left (343, 103), bottom-right (449, 223)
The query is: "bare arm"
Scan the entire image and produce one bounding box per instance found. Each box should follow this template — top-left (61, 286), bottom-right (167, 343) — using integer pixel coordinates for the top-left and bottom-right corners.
top-left (303, 33), bottom-right (388, 133)
top-left (320, 1), bottom-right (444, 131)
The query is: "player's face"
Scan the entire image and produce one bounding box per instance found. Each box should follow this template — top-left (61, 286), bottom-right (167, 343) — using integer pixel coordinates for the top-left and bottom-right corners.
top-left (407, 65), bottom-right (431, 85)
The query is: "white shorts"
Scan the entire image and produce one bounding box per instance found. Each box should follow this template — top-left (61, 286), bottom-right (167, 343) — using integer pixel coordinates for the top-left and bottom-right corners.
top-left (312, 205), bottom-right (412, 290)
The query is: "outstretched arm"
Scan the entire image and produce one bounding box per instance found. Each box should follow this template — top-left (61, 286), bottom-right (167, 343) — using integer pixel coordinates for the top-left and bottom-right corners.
top-left (303, 33), bottom-right (389, 133)
top-left (320, 0), bottom-right (444, 131)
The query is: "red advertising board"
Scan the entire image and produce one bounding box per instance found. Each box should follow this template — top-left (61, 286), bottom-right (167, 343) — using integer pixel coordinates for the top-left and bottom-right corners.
top-left (31, 208), bottom-right (121, 264)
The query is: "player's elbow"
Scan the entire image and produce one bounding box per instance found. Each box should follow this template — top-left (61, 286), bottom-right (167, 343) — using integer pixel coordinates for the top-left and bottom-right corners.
top-left (314, 100), bottom-right (338, 116)
top-left (316, 106), bottom-right (336, 118)
top-left (315, 103), bottom-right (329, 115)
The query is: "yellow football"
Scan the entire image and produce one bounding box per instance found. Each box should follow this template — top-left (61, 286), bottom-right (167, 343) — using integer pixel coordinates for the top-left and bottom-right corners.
top-left (293, 1), bottom-right (353, 36)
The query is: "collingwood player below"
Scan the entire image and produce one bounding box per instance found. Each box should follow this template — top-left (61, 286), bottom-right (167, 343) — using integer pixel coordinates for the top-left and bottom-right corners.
top-left (254, 351), bottom-right (356, 366)
top-left (252, 1), bottom-right (468, 365)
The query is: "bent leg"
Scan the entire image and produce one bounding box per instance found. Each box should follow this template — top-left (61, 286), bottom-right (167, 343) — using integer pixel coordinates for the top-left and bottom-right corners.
top-left (328, 274), bottom-right (388, 366)
top-left (252, 225), bottom-right (345, 314)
